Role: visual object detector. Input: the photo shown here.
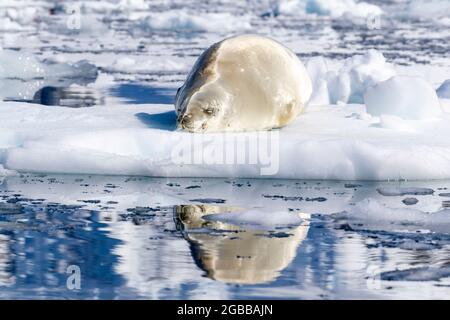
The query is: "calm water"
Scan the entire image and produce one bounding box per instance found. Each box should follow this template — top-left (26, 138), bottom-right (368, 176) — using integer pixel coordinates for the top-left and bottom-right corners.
top-left (0, 174), bottom-right (449, 299)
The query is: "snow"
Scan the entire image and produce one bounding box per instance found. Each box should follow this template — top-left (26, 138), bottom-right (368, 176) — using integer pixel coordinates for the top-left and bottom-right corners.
top-left (306, 50), bottom-right (396, 105)
top-left (364, 76), bottom-right (442, 120)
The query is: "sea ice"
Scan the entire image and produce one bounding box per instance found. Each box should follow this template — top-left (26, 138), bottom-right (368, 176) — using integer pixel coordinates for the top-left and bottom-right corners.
top-left (306, 50), bottom-right (396, 105)
top-left (364, 76), bottom-right (442, 120)
top-left (377, 187), bottom-right (435, 196)
top-left (277, 0), bottom-right (382, 19)
top-left (335, 198), bottom-right (450, 234)
top-left (136, 11), bottom-right (252, 33)
top-left (0, 50), bottom-right (97, 100)
top-left (407, 0), bottom-right (450, 18)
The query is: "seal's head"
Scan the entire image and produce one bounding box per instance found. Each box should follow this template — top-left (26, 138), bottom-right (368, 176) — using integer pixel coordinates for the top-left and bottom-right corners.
top-left (176, 85), bottom-right (229, 132)
top-left (175, 41), bottom-right (228, 132)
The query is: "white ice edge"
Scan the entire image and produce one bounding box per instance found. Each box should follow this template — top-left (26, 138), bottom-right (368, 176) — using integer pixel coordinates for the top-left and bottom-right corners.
top-left (1, 100), bottom-right (450, 180)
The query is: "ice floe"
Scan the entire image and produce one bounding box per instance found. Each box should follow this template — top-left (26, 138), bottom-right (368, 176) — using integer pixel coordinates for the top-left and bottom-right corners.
top-left (277, 0), bottom-right (383, 19)
top-left (1, 99), bottom-right (450, 180)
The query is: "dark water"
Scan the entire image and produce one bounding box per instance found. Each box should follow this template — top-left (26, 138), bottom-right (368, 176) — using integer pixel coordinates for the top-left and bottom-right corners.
top-left (0, 174), bottom-right (449, 299)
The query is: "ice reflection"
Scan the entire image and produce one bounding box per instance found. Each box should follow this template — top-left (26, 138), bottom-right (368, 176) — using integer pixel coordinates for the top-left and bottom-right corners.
top-left (0, 174), bottom-right (449, 299)
top-left (175, 205), bottom-right (310, 284)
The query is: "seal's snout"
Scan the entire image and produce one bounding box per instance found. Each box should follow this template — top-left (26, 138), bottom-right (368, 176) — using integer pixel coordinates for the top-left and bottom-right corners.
top-left (177, 113), bottom-right (195, 131)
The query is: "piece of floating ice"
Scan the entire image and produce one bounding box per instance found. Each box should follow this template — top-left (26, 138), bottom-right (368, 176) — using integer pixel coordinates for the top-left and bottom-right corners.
top-left (364, 76), bottom-right (442, 120)
top-left (381, 266), bottom-right (450, 282)
top-left (402, 197), bottom-right (419, 205)
top-left (277, 0), bottom-right (382, 19)
top-left (0, 164), bottom-right (16, 177)
top-left (335, 198), bottom-right (450, 234)
top-left (135, 11), bottom-right (252, 33)
top-left (377, 187), bottom-right (434, 196)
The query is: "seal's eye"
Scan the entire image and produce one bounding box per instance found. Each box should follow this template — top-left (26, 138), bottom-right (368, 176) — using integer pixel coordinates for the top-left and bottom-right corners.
top-left (204, 108), bottom-right (215, 115)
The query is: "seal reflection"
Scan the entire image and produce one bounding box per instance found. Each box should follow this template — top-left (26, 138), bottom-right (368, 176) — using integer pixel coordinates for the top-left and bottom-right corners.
top-left (174, 205), bottom-right (310, 284)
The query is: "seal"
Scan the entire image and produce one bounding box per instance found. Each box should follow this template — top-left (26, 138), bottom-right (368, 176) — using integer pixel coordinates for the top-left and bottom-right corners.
top-left (174, 205), bottom-right (310, 284)
top-left (175, 34), bottom-right (312, 132)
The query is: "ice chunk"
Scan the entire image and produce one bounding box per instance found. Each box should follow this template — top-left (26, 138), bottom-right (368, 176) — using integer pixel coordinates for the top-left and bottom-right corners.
top-left (0, 164), bottom-right (15, 176)
top-left (377, 187), bottom-right (434, 196)
top-left (437, 79), bottom-right (450, 99)
top-left (306, 0), bottom-right (383, 18)
top-left (364, 76), bottom-right (442, 120)
top-left (277, 0), bottom-right (382, 19)
top-left (335, 198), bottom-right (450, 234)
top-left (136, 11), bottom-right (252, 33)
top-left (306, 50), bottom-right (396, 105)
top-left (0, 50), bottom-right (97, 81)
top-left (402, 198), bottom-right (419, 206)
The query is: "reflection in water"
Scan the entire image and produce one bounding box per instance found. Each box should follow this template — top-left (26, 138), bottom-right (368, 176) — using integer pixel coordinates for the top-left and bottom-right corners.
top-left (33, 86), bottom-right (104, 107)
top-left (0, 234), bottom-right (14, 286)
top-left (174, 205), bottom-right (310, 284)
top-left (0, 174), bottom-right (449, 299)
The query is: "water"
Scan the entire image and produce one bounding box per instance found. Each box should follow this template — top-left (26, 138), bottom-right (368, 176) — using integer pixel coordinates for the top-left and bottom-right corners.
top-left (0, 174), bottom-right (449, 299)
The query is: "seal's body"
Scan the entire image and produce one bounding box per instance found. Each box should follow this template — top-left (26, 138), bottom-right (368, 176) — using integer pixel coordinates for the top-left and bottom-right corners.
top-left (175, 35), bottom-right (312, 132)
